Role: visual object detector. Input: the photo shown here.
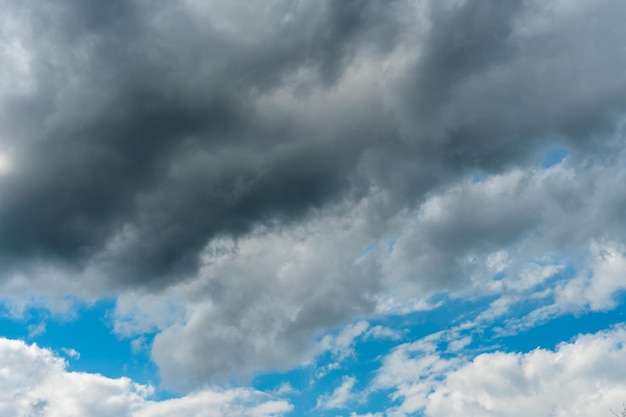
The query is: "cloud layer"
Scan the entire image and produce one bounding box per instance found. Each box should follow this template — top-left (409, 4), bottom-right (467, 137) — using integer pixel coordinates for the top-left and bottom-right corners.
top-left (1, 0), bottom-right (626, 387)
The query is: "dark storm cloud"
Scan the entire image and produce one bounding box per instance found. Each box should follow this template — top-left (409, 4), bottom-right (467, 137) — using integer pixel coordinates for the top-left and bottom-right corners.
top-left (398, 0), bottom-right (626, 172)
top-left (105, 138), bottom-right (366, 284)
top-left (411, 0), bottom-right (523, 115)
top-left (0, 0), bottom-right (402, 285)
top-left (1, 0), bottom-right (626, 294)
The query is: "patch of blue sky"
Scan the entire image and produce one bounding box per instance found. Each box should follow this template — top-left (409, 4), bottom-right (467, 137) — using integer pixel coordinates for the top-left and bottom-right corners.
top-left (360, 242), bottom-right (377, 257)
top-left (496, 301), bottom-right (626, 354)
top-left (0, 299), bottom-right (174, 399)
top-left (307, 357), bottom-right (388, 415)
top-left (345, 335), bottom-right (415, 412)
top-left (356, 237), bottom-right (400, 256)
top-left (0, 309), bottom-right (34, 341)
top-left (251, 368), bottom-right (312, 415)
top-left (542, 144), bottom-right (569, 168)
top-left (469, 168), bottom-right (487, 183)
top-left (386, 237), bottom-right (400, 253)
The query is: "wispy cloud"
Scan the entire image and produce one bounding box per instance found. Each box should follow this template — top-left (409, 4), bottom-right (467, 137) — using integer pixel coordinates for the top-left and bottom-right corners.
top-left (317, 376), bottom-right (357, 410)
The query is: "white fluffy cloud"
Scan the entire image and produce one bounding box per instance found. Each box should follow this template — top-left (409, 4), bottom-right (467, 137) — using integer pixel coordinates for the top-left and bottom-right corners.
top-left (555, 241), bottom-right (626, 312)
top-left (426, 326), bottom-right (626, 417)
top-left (0, 338), bottom-right (291, 417)
top-left (372, 326), bottom-right (626, 417)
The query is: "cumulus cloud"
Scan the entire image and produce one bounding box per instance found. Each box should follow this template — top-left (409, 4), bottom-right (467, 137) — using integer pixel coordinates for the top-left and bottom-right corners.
top-left (426, 326), bottom-right (626, 417)
top-left (372, 326), bottom-right (626, 417)
top-left (555, 241), bottom-right (626, 312)
top-left (0, 0), bottom-right (626, 387)
top-left (0, 337), bottom-right (291, 417)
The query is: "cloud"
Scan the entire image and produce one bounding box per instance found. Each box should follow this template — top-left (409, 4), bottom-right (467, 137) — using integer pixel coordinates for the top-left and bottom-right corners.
top-left (124, 141), bottom-right (626, 387)
top-left (135, 390), bottom-right (292, 417)
top-left (26, 322), bottom-right (46, 339)
top-left (371, 332), bottom-right (463, 415)
top-left (1, 0), bottom-right (624, 289)
top-left (316, 376), bottom-right (357, 409)
top-left (372, 326), bottom-right (626, 417)
top-left (61, 347), bottom-right (80, 360)
top-left (0, 0), bottom-right (404, 287)
top-left (318, 320), bottom-right (371, 360)
top-left (555, 241), bottom-right (626, 311)
top-left (148, 213), bottom-right (384, 388)
top-left (365, 325), bottom-right (405, 342)
top-left (350, 413), bottom-right (383, 417)
top-left (492, 240), bottom-right (626, 335)
top-left (1, 0), bottom-right (626, 388)
top-left (135, 136), bottom-right (626, 387)
top-left (0, 337), bottom-right (147, 417)
top-left (425, 326), bottom-right (626, 417)
top-left (0, 337), bottom-right (291, 417)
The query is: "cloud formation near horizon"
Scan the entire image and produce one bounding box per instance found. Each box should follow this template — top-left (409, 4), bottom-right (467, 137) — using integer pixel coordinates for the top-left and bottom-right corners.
top-left (0, 337), bottom-right (291, 417)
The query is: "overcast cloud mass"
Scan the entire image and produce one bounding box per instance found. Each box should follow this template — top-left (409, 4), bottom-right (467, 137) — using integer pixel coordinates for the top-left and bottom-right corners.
top-left (1, 0), bottom-right (626, 415)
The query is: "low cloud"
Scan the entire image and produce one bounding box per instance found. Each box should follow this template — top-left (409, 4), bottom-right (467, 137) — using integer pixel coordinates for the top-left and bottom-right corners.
top-left (0, 337), bottom-right (291, 417)
top-left (372, 326), bottom-right (626, 417)
top-left (426, 326), bottom-right (626, 417)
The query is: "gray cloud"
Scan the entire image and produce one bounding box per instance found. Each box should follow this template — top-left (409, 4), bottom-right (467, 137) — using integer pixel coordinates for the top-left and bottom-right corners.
top-left (1, 0), bottom-right (626, 387)
top-left (0, 0), bottom-right (402, 284)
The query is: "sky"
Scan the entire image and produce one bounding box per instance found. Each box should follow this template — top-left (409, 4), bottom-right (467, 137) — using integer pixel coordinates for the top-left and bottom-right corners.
top-left (0, 0), bottom-right (626, 416)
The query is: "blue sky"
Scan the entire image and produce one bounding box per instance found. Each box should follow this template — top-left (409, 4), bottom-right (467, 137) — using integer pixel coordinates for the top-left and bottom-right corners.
top-left (1, 0), bottom-right (626, 416)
